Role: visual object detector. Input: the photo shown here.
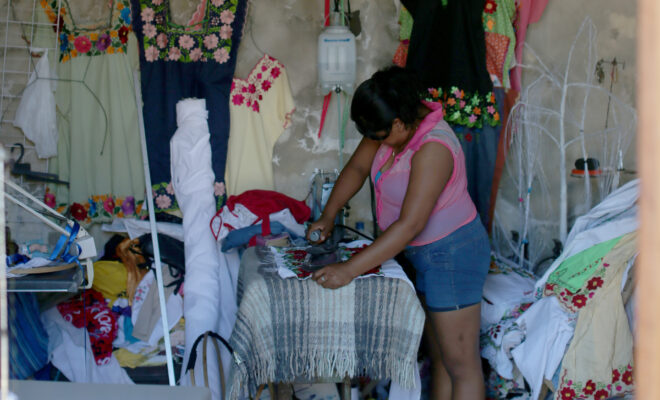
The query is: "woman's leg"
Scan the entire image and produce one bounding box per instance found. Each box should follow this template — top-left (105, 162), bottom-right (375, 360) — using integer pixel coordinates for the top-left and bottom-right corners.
top-left (423, 316), bottom-right (452, 400)
top-left (428, 303), bottom-right (484, 400)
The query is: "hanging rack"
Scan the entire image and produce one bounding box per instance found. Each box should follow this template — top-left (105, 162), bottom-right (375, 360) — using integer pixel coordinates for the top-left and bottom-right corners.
top-left (3, 179), bottom-right (96, 290)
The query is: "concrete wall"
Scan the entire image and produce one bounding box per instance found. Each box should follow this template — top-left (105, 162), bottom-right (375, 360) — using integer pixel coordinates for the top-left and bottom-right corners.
top-left (235, 0), bottom-right (401, 234)
top-left (0, 0), bottom-right (638, 244)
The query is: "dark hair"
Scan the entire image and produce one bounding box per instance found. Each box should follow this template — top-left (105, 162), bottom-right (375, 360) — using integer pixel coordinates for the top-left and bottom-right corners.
top-left (351, 66), bottom-right (423, 139)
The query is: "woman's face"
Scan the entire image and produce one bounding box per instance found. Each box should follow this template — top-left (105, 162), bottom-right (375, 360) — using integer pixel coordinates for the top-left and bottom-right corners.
top-left (371, 118), bottom-right (413, 148)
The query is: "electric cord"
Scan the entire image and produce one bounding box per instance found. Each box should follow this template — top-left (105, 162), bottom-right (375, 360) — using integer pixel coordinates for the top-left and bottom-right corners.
top-left (335, 223), bottom-right (374, 241)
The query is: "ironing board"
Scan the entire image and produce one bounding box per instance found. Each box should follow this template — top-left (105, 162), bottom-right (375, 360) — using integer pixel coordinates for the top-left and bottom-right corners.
top-left (228, 246), bottom-right (425, 399)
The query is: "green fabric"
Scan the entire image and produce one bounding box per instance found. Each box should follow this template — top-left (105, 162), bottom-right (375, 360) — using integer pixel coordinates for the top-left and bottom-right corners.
top-left (547, 236), bottom-right (623, 293)
top-left (398, 6), bottom-right (413, 41)
top-left (35, 8), bottom-right (145, 223)
top-left (482, 0), bottom-right (516, 88)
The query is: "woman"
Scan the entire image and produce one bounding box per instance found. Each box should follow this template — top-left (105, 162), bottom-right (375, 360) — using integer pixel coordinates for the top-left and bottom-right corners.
top-left (307, 66), bottom-right (490, 400)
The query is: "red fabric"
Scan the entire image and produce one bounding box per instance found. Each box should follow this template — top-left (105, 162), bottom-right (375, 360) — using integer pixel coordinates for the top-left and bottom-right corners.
top-left (485, 32), bottom-right (510, 86)
top-left (57, 289), bottom-right (118, 366)
top-left (392, 40), bottom-right (409, 68)
top-left (225, 190), bottom-right (311, 236)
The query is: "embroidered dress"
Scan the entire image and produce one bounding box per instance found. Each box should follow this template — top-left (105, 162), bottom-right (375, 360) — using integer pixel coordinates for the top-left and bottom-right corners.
top-left (38, 0), bottom-right (146, 224)
top-left (225, 55), bottom-right (295, 197)
top-left (555, 233), bottom-right (636, 400)
top-left (131, 0), bottom-right (248, 213)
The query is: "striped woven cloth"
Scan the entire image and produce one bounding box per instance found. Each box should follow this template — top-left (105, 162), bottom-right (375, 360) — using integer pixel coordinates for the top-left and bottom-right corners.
top-left (229, 246), bottom-right (425, 398)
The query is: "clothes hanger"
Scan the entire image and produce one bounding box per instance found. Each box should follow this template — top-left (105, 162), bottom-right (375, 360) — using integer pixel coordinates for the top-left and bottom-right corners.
top-left (9, 143), bottom-right (69, 186)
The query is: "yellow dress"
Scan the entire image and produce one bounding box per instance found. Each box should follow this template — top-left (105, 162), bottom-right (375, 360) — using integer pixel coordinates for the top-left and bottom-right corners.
top-left (224, 55), bottom-right (295, 197)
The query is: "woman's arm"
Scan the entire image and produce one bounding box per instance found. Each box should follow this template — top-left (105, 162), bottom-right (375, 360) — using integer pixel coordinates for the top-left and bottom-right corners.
top-left (307, 137), bottom-right (381, 241)
top-left (312, 141), bottom-right (454, 288)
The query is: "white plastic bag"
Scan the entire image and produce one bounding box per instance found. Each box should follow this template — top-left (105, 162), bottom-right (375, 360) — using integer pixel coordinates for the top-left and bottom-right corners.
top-left (14, 50), bottom-right (58, 158)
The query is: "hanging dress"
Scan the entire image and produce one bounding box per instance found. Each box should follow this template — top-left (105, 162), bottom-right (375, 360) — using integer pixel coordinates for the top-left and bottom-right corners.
top-left (131, 0), bottom-right (248, 213)
top-left (39, 0), bottom-right (146, 224)
top-left (224, 55), bottom-right (295, 197)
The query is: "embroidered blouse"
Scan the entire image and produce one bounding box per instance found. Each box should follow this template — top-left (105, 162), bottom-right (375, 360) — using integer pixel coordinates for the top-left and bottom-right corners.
top-left (41, 0), bottom-right (133, 62)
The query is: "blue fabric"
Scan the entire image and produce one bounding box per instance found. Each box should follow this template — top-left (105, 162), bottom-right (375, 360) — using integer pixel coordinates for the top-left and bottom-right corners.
top-left (131, 0), bottom-right (248, 212)
top-left (222, 221), bottom-right (300, 252)
top-left (404, 217), bottom-right (490, 311)
top-left (123, 316), bottom-right (140, 344)
top-left (454, 87), bottom-right (505, 229)
top-left (374, 170), bottom-right (382, 185)
top-left (8, 293), bottom-right (48, 379)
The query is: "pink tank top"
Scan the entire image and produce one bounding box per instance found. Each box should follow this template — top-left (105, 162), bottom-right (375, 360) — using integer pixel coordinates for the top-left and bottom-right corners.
top-left (371, 101), bottom-right (477, 246)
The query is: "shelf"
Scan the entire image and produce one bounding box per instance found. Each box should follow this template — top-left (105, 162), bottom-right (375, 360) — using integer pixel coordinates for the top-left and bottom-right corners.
top-left (7, 266), bottom-right (84, 293)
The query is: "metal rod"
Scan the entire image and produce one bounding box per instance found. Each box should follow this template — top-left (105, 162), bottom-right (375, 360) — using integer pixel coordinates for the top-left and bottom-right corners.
top-left (0, 148), bottom-right (8, 400)
top-left (4, 192), bottom-right (68, 235)
top-left (133, 71), bottom-right (176, 385)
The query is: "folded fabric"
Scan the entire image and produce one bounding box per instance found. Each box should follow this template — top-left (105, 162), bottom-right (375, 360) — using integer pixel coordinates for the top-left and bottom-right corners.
top-left (212, 205), bottom-right (306, 241)
top-left (222, 221), bottom-right (301, 252)
top-left (225, 190), bottom-right (310, 236)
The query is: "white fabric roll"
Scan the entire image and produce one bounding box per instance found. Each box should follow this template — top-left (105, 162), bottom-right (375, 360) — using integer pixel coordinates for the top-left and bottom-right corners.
top-left (171, 98), bottom-right (237, 400)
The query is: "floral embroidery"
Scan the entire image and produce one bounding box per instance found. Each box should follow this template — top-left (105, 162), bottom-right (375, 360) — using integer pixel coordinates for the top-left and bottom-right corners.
top-left (41, 0), bottom-right (133, 62)
top-left (231, 55), bottom-right (282, 113)
top-left (139, 0), bottom-right (239, 63)
top-left (273, 244), bottom-right (384, 280)
top-left (424, 86), bottom-right (500, 131)
top-left (544, 255), bottom-right (614, 313)
top-left (484, 0), bottom-right (498, 14)
top-left (557, 363), bottom-right (634, 400)
top-left (51, 194), bottom-right (145, 225)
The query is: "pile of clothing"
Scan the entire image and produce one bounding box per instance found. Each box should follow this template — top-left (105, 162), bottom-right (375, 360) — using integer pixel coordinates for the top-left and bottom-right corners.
top-left (481, 179), bottom-right (638, 400)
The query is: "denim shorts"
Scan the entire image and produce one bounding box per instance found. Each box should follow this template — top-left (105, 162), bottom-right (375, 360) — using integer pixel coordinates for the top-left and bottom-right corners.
top-left (403, 217), bottom-right (490, 312)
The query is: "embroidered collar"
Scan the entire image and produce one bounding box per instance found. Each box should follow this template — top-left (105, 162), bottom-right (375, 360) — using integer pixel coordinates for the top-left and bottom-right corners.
top-left (41, 0), bottom-right (133, 62)
top-left (138, 0), bottom-right (240, 63)
top-left (230, 55), bottom-right (283, 112)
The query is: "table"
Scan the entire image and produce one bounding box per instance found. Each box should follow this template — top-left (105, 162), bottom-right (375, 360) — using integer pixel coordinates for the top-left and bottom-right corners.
top-left (228, 246), bottom-right (425, 399)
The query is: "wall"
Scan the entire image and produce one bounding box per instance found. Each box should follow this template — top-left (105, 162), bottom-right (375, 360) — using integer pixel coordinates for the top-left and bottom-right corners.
top-left (235, 0), bottom-right (400, 235)
top-left (493, 0), bottom-right (638, 269)
top-left (0, 0), bottom-right (639, 246)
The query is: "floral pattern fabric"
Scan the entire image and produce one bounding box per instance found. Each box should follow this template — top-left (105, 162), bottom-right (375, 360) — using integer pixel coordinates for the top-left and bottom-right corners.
top-left (230, 55), bottom-right (283, 113)
top-left (482, 0), bottom-right (516, 88)
top-left (47, 188), bottom-right (146, 225)
top-left (138, 0), bottom-right (239, 63)
top-left (41, 0), bottom-right (133, 62)
top-left (544, 236), bottom-right (624, 313)
top-left (424, 86), bottom-right (500, 131)
top-left (271, 244), bottom-right (383, 280)
top-left (132, 0), bottom-right (247, 214)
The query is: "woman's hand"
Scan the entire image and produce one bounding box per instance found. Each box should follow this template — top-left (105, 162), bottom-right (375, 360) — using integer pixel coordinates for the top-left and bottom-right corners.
top-left (311, 262), bottom-right (355, 289)
top-left (306, 215), bottom-right (335, 243)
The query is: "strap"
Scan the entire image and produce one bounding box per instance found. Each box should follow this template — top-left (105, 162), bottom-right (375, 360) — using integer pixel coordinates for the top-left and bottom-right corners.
top-left (185, 330), bottom-right (234, 376)
top-left (49, 222), bottom-right (80, 261)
